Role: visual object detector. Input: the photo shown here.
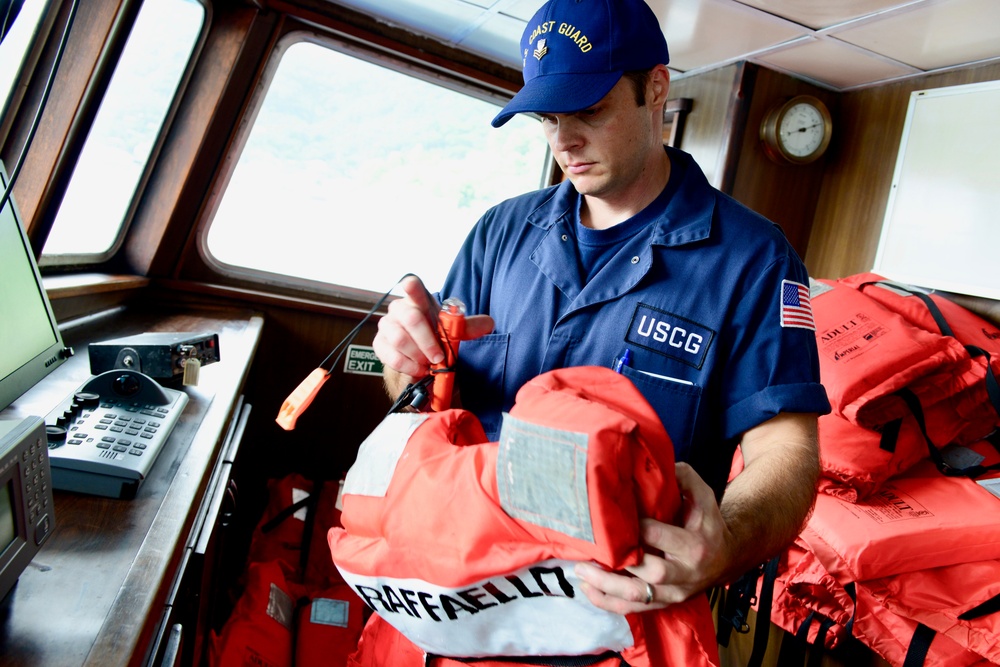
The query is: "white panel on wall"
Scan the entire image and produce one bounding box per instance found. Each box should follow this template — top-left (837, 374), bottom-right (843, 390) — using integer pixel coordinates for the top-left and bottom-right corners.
top-left (874, 79), bottom-right (1000, 300)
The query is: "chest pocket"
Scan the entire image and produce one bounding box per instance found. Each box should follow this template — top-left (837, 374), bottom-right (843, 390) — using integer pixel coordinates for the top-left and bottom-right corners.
top-left (456, 333), bottom-right (510, 437)
top-left (619, 367), bottom-right (702, 463)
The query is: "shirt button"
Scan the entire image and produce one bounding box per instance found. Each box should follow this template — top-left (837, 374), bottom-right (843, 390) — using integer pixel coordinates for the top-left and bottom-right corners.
top-left (561, 234), bottom-right (568, 242)
top-left (631, 256), bottom-right (640, 264)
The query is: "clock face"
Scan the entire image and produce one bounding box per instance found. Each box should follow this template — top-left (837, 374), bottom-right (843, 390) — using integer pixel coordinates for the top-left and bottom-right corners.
top-left (779, 102), bottom-right (827, 158)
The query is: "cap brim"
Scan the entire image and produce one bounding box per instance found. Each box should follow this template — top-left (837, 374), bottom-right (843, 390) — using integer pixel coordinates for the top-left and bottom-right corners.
top-left (491, 71), bottom-right (624, 128)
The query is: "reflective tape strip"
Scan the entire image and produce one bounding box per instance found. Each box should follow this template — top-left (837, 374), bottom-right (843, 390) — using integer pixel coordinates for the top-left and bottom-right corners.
top-left (337, 558), bottom-right (633, 657)
top-left (310, 598), bottom-right (351, 628)
top-left (343, 413), bottom-right (429, 497)
top-left (497, 412), bottom-right (594, 543)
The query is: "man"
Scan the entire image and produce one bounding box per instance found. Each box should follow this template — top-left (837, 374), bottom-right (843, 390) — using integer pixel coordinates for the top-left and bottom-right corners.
top-left (374, 0), bottom-right (828, 641)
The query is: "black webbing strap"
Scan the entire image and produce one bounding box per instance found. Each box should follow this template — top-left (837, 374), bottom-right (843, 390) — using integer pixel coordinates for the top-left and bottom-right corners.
top-left (260, 494), bottom-right (315, 533)
top-left (958, 591), bottom-right (1000, 621)
top-left (430, 651), bottom-right (629, 666)
top-left (777, 611), bottom-right (811, 665)
top-left (843, 582), bottom-right (857, 636)
top-left (879, 418), bottom-right (902, 453)
top-left (862, 281), bottom-right (1000, 420)
top-left (716, 566), bottom-right (758, 646)
top-left (894, 388), bottom-right (1000, 478)
top-left (258, 479), bottom-right (324, 577)
top-left (905, 289), bottom-right (1000, 420)
top-left (805, 616), bottom-right (836, 667)
top-left (746, 555), bottom-right (780, 667)
top-left (297, 478), bottom-right (324, 576)
top-left (901, 623), bottom-right (936, 667)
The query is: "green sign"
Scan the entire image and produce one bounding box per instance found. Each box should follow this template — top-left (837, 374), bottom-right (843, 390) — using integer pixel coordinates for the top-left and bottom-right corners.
top-left (344, 345), bottom-right (384, 377)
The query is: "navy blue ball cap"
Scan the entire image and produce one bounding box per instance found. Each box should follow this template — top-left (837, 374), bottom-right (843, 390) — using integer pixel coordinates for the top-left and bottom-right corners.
top-left (492, 0), bottom-right (669, 128)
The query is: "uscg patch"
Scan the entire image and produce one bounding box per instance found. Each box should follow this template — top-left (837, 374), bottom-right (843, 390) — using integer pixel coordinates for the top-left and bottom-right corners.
top-left (625, 304), bottom-right (714, 369)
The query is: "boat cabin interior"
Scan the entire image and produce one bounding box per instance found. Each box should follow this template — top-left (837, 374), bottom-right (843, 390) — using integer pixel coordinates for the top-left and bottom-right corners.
top-left (0, 0), bottom-right (999, 665)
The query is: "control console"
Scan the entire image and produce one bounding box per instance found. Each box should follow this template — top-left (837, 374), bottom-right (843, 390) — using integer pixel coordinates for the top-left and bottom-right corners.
top-left (45, 369), bottom-right (189, 499)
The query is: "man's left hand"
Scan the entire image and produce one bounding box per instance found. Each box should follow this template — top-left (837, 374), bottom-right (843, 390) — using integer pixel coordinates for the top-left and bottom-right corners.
top-left (574, 462), bottom-right (732, 613)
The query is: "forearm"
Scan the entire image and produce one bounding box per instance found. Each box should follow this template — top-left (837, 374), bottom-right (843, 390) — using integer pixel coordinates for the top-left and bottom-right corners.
top-left (716, 413), bottom-right (819, 583)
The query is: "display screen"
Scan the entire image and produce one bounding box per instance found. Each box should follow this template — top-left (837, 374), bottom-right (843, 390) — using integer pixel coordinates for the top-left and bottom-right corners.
top-left (0, 206), bottom-right (58, 381)
top-left (0, 479), bottom-right (15, 557)
top-left (0, 160), bottom-right (67, 412)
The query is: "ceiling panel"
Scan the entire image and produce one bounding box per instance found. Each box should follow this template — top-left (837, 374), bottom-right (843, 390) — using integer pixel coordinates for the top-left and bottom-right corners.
top-left (733, 0), bottom-right (914, 30)
top-left (334, 0), bottom-right (488, 43)
top-left (647, 0), bottom-right (808, 71)
top-left (495, 0), bottom-right (546, 21)
top-left (459, 12), bottom-right (528, 65)
top-left (755, 37), bottom-right (921, 89)
top-left (330, 0), bottom-right (1000, 91)
top-left (828, 0), bottom-right (1000, 71)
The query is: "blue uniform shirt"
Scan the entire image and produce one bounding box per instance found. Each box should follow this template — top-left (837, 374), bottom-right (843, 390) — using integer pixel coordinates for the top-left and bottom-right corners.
top-left (438, 147), bottom-right (830, 496)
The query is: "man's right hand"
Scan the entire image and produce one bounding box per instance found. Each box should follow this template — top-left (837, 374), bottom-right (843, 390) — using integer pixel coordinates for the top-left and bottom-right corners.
top-left (373, 275), bottom-right (494, 392)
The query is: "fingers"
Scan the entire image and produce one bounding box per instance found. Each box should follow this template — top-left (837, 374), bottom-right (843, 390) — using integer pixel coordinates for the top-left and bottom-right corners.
top-left (674, 462), bottom-right (721, 529)
top-left (373, 277), bottom-right (442, 377)
top-left (463, 313), bottom-right (495, 340)
top-left (575, 562), bottom-right (665, 615)
top-left (372, 275), bottom-right (495, 378)
top-left (576, 465), bottom-right (735, 615)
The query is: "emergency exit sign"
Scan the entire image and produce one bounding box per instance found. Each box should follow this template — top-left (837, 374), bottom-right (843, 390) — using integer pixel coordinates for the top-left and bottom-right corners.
top-left (344, 345), bottom-right (384, 377)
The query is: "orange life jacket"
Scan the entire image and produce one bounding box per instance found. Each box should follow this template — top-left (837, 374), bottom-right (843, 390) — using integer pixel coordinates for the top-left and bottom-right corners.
top-left (328, 366), bottom-right (719, 666)
top-left (800, 459), bottom-right (1000, 582)
top-left (769, 541), bottom-right (855, 651)
top-left (209, 560), bottom-right (299, 667)
top-left (215, 475), bottom-right (366, 667)
top-left (865, 557), bottom-right (1000, 665)
top-left (853, 583), bottom-right (993, 667)
top-left (810, 276), bottom-right (1000, 496)
top-left (810, 277), bottom-right (973, 434)
top-left (842, 273), bottom-right (1000, 447)
top-left (814, 406), bottom-right (959, 503)
top-left (768, 538), bottom-right (1000, 665)
top-left (247, 472), bottom-right (346, 588)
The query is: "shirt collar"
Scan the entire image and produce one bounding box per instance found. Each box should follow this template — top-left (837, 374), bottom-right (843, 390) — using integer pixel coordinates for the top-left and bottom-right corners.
top-left (526, 146), bottom-right (715, 247)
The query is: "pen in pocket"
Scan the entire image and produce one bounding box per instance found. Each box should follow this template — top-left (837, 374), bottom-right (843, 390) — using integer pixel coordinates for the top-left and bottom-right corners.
top-left (612, 348), bottom-right (631, 373)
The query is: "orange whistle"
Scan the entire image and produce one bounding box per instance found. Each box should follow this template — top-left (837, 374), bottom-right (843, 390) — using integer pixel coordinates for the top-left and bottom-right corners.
top-left (430, 298), bottom-right (466, 411)
top-left (276, 368), bottom-right (330, 430)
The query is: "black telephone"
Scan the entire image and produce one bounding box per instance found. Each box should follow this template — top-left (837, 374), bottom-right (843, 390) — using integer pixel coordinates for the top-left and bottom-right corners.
top-left (45, 369), bottom-right (188, 499)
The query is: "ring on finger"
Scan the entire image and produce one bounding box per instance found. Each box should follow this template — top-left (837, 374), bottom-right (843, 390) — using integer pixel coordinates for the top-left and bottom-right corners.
top-left (643, 581), bottom-right (654, 605)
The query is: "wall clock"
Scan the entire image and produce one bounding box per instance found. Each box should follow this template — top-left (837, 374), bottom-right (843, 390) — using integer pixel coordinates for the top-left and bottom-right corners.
top-left (760, 95), bottom-right (832, 165)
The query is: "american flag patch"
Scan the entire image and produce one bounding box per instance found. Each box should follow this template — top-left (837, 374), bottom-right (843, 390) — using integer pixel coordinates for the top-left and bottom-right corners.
top-left (780, 280), bottom-right (815, 330)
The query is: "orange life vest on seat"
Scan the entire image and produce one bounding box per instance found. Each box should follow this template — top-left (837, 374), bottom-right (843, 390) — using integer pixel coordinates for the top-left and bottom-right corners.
top-left (769, 540), bottom-right (856, 651)
top-left (810, 277), bottom-right (973, 434)
top-left (853, 582), bottom-right (994, 667)
top-left (801, 458), bottom-right (1000, 582)
top-left (864, 557), bottom-right (1000, 665)
top-left (843, 272), bottom-right (1000, 446)
top-left (328, 366), bottom-right (718, 666)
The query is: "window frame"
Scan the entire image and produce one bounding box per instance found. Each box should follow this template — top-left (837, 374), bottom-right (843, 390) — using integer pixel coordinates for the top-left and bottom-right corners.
top-left (37, 0), bottom-right (210, 268)
top-left (194, 25), bottom-right (554, 301)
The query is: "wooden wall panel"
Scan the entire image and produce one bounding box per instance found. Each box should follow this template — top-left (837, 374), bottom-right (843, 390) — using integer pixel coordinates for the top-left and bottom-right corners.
top-left (730, 65), bottom-right (836, 259)
top-left (669, 63), bottom-right (743, 189)
top-left (806, 62), bottom-right (1000, 281)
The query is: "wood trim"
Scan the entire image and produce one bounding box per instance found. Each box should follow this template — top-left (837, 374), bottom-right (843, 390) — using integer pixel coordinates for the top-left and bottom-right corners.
top-left (663, 97), bottom-right (693, 147)
top-left (44, 272), bottom-right (150, 299)
top-left (128, 7), bottom-right (274, 277)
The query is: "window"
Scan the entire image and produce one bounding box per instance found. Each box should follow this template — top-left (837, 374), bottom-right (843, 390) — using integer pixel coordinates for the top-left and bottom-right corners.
top-left (41, 0), bottom-right (204, 259)
top-left (204, 36), bottom-right (551, 295)
top-left (0, 0), bottom-right (48, 118)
